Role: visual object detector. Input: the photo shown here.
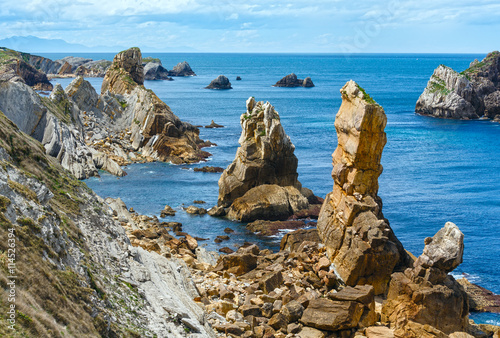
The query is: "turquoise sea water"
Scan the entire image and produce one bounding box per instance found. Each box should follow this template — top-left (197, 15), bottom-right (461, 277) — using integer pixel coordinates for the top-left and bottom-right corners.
top-left (46, 53), bottom-right (500, 324)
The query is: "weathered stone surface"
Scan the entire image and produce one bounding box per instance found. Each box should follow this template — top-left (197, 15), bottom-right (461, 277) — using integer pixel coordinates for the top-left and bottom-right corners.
top-left (365, 326), bottom-right (395, 338)
top-left (0, 47), bottom-right (53, 90)
top-left (414, 221), bottom-right (464, 273)
top-left (214, 253), bottom-right (258, 276)
top-left (382, 223), bottom-right (469, 335)
top-left (317, 80), bottom-right (407, 295)
top-left (143, 61), bottom-right (172, 80)
top-left (300, 298), bottom-right (364, 331)
top-left (185, 205), bottom-right (207, 215)
top-left (274, 73), bottom-right (314, 88)
top-left (205, 75), bottom-right (232, 89)
top-left (416, 51), bottom-right (500, 121)
top-left (218, 97), bottom-right (305, 209)
top-left (280, 229), bottom-right (321, 251)
top-left (297, 327), bottom-right (325, 338)
top-left (259, 271), bottom-right (283, 294)
top-left (227, 184), bottom-right (309, 222)
top-left (281, 300), bottom-right (304, 323)
top-left (327, 285), bottom-right (374, 305)
top-left (160, 204), bottom-right (176, 217)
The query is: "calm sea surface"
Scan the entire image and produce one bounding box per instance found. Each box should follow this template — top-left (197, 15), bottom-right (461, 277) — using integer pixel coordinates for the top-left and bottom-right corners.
top-left (45, 53), bottom-right (500, 324)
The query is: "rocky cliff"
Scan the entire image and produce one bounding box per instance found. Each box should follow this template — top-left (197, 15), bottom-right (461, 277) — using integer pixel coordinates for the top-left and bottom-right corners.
top-left (317, 81), bottom-right (408, 295)
top-left (416, 51), bottom-right (500, 121)
top-left (0, 111), bottom-right (214, 337)
top-left (0, 47), bottom-right (53, 90)
top-left (100, 47), bottom-right (208, 164)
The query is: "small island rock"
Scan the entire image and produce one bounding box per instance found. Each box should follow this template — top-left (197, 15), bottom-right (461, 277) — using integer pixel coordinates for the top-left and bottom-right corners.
top-left (274, 73), bottom-right (315, 88)
top-left (206, 75), bottom-right (232, 89)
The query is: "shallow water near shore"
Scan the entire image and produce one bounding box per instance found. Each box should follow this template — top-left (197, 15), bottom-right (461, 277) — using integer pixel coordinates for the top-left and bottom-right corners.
top-left (48, 53), bottom-right (500, 324)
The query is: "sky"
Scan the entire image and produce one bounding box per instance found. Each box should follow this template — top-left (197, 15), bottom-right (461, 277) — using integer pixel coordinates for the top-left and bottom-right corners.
top-left (0, 0), bottom-right (499, 53)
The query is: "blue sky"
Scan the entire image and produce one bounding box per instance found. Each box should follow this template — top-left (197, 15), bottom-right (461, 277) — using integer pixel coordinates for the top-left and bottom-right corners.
top-left (0, 0), bottom-right (499, 52)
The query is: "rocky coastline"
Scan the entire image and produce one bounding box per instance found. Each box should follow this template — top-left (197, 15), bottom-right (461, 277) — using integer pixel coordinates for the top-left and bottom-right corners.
top-left (416, 51), bottom-right (500, 122)
top-left (0, 45), bottom-right (499, 337)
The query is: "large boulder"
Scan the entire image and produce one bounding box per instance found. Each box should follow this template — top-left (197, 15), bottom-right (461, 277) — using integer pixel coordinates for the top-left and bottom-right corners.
top-left (218, 97), bottom-right (303, 208)
top-left (227, 184), bottom-right (308, 222)
top-left (317, 80), bottom-right (407, 295)
top-left (382, 222), bottom-right (469, 336)
top-left (416, 51), bottom-right (500, 121)
top-left (274, 73), bottom-right (315, 87)
top-left (280, 229), bottom-right (321, 251)
top-left (205, 75), bottom-right (232, 89)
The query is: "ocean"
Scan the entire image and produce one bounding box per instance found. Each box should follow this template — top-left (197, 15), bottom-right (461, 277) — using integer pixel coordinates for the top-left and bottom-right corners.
top-left (44, 53), bottom-right (500, 325)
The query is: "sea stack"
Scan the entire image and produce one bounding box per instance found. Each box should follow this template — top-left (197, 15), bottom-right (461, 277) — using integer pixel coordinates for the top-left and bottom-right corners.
top-left (206, 75), bottom-right (232, 89)
top-left (274, 73), bottom-right (315, 87)
top-left (416, 51), bottom-right (500, 122)
top-left (168, 61), bottom-right (196, 76)
top-left (317, 80), bottom-right (407, 295)
top-left (217, 97), bottom-right (309, 221)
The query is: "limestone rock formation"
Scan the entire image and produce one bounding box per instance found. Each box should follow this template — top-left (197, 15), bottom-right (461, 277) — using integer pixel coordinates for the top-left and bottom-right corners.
top-left (416, 51), bottom-right (500, 121)
top-left (101, 47), bottom-right (209, 164)
top-left (0, 78), bottom-right (123, 178)
top-left (0, 47), bottom-right (53, 90)
top-left (274, 73), bottom-right (315, 88)
top-left (169, 61), bottom-right (196, 76)
top-left (0, 112), bottom-right (215, 337)
top-left (206, 75), bottom-right (232, 89)
top-left (218, 97), bottom-right (302, 207)
top-left (317, 81), bottom-right (407, 295)
top-left (143, 61), bottom-right (172, 80)
top-left (382, 222), bottom-right (469, 336)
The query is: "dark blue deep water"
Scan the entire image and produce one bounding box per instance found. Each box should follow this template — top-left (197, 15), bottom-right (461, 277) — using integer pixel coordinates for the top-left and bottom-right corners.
top-left (47, 53), bottom-right (500, 324)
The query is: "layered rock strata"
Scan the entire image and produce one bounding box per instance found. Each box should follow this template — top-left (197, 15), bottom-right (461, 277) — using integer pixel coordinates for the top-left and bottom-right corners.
top-left (206, 75), bottom-right (232, 89)
top-left (218, 97), bottom-right (312, 221)
top-left (101, 47), bottom-right (209, 164)
top-left (274, 73), bottom-right (315, 87)
top-left (0, 112), bottom-right (214, 337)
top-left (416, 51), bottom-right (500, 121)
top-left (317, 81), bottom-right (407, 295)
top-left (0, 47), bottom-right (53, 90)
top-left (382, 222), bottom-right (469, 336)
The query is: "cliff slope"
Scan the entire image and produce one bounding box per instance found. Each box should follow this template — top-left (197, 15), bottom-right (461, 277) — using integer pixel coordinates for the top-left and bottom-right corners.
top-left (0, 110), bottom-right (214, 337)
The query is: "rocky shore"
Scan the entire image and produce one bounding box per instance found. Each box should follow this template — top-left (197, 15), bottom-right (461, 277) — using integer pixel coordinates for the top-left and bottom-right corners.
top-left (0, 44), bottom-right (499, 337)
top-left (416, 51), bottom-right (500, 122)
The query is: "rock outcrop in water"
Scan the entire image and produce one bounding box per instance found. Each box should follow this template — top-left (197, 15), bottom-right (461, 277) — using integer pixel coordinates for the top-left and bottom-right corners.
top-left (206, 75), bottom-right (232, 89)
top-left (168, 61), bottom-right (196, 76)
top-left (317, 80), bottom-right (407, 295)
top-left (217, 97), bottom-right (311, 221)
top-left (101, 47), bottom-right (209, 164)
top-left (143, 60), bottom-right (172, 80)
top-left (416, 51), bottom-right (500, 122)
top-left (274, 73), bottom-right (315, 88)
top-left (382, 222), bottom-right (469, 336)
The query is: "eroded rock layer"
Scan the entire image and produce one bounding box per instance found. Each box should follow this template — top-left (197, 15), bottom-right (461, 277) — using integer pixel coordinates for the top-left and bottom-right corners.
top-left (317, 80), bottom-right (407, 295)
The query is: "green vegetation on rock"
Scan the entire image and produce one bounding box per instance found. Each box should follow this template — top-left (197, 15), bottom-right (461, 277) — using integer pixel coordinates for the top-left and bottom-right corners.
top-left (356, 83), bottom-right (380, 106)
top-left (429, 75), bottom-right (451, 95)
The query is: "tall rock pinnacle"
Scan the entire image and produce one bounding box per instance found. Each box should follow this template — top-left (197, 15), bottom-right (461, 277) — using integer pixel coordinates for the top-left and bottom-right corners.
top-left (317, 80), bottom-right (407, 295)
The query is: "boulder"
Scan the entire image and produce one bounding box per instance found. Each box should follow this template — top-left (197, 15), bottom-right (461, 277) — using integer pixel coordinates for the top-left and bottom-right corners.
top-left (227, 184), bottom-right (309, 222)
top-left (194, 166), bottom-right (224, 173)
top-left (168, 61), bottom-right (196, 76)
top-left (205, 75), bottom-right (232, 89)
top-left (160, 204), bottom-right (176, 217)
top-left (259, 271), bottom-right (283, 294)
top-left (274, 73), bottom-right (314, 87)
top-left (300, 298), bottom-right (364, 331)
top-left (297, 327), bottom-right (325, 338)
top-left (217, 97), bottom-right (304, 208)
top-left (317, 80), bottom-right (407, 295)
top-left (185, 205), bottom-right (207, 215)
top-left (280, 229), bottom-right (321, 251)
top-left (214, 253), bottom-right (258, 276)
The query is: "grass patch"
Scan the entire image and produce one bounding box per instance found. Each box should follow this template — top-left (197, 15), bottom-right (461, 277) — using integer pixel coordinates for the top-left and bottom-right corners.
top-left (429, 75), bottom-right (451, 95)
top-left (356, 83), bottom-right (380, 106)
top-left (7, 180), bottom-right (38, 203)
